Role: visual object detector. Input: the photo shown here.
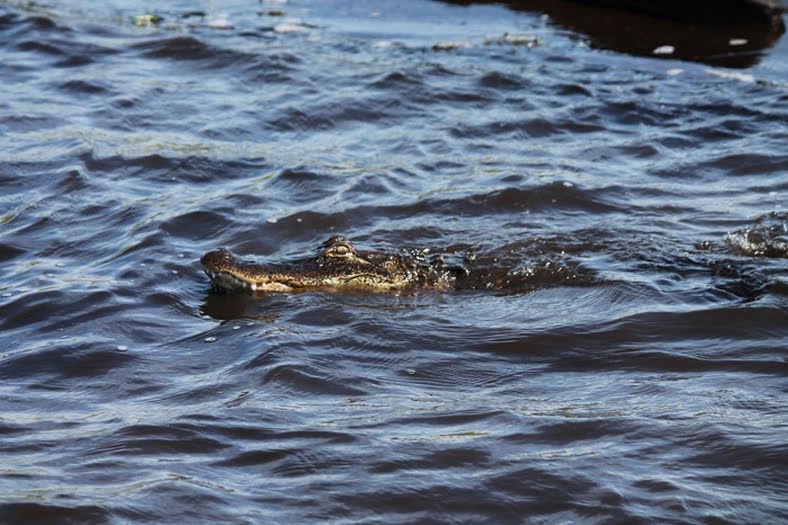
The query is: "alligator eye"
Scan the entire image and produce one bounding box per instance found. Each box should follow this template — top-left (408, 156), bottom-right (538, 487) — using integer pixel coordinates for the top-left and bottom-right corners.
top-left (327, 244), bottom-right (352, 257)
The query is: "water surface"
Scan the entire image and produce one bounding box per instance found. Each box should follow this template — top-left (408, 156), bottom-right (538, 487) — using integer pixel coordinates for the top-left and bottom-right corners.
top-left (1, 1), bottom-right (787, 523)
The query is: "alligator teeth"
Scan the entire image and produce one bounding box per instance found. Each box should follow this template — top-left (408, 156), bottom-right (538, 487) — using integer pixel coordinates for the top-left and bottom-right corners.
top-left (204, 268), bottom-right (290, 293)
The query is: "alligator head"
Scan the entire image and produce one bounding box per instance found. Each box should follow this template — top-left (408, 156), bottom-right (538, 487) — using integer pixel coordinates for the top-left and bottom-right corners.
top-left (200, 236), bottom-right (461, 293)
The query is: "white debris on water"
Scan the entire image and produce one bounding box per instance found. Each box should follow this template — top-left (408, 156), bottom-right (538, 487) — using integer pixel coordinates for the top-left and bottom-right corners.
top-left (133, 14), bottom-right (162, 27)
top-left (653, 45), bottom-right (675, 55)
top-left (706, 69), bottom-right (756, 83)
top-left (501, 34), bottom-right (541, 47)
top-left (433, 41), bottom-right (472, 51)
top-left (208, 14), bottom-right (232, 29)
top-left (483, 33), bottom-right (541, 48)
top-left (274, 22), bottom-right (306, 33)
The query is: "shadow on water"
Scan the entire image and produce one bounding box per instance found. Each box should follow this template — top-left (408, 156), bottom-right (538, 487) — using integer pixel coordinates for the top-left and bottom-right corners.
top-left (200, 292), bottom-right (276, 322)
top-left (441, 0), bottom-right (786, 67)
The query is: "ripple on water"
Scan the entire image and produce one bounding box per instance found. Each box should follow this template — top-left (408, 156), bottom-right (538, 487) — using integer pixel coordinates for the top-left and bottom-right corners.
top-left (1, 0), bottom-right (787, 523)
top-left (0, 504), bottom-right (112, 525)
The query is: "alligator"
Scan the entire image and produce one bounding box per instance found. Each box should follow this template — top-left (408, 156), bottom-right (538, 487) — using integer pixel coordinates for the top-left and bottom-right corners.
top-left (200, 236), bottom-right (466, 293)
top-left (200, 214), bottom-right (786, 296)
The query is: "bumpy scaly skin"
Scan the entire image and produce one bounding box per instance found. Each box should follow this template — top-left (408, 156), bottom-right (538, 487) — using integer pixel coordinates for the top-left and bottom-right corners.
top-left (201, 236), bottom-right (458, 293)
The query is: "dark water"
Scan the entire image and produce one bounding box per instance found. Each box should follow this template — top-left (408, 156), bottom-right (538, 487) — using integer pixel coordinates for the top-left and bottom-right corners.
top-left (2, 1), bottom-right (787, 523)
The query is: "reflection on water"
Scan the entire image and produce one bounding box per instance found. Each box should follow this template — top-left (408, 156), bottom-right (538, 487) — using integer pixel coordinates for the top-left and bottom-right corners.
top-left (443, 0), bottom-right (786, 67)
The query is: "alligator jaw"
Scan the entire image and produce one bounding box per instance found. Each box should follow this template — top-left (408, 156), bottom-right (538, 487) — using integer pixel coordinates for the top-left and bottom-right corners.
top-left (202, 267), bottom-right (295, 293)
top-left (200, 248), bottom-right (297, 293)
